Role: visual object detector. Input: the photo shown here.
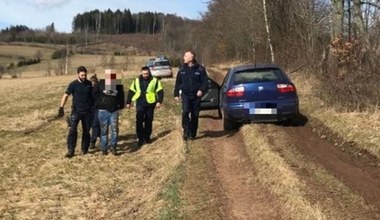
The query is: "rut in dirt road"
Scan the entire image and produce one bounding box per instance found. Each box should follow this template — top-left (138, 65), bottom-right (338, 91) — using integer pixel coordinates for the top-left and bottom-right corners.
top-left (198, 114), bottom-right (283, 219)
top-left (284, 124), bottom-right (380, 211)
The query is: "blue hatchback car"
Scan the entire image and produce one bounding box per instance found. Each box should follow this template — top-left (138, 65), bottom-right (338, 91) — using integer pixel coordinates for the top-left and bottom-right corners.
top-left (201, 63), bottom-right (299, 130)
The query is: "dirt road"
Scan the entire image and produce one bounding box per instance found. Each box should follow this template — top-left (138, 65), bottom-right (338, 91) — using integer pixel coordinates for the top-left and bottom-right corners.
top-left (181, 110), bottom-right (380, 219)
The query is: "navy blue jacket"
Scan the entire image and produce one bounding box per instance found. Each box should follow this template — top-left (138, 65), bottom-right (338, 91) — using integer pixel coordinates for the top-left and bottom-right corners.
top-left (173, 61), bottom-right (209, 97)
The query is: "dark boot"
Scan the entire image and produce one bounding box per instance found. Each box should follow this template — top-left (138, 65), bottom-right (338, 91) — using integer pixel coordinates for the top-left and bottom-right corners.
top-left (65, 150), bottom-right (74, 158)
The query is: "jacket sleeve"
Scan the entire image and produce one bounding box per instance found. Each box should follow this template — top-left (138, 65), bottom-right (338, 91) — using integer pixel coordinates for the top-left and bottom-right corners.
top-left (157, 89), bottom-right (164, 103)
top-left (117, 84), bottom-right (125, 109)
top-left (173, 70), bottom-right (181, 97)
top-left (200, 67), bottom-right (209, 93)
top-left (125, 81), bottom-right (135, 105)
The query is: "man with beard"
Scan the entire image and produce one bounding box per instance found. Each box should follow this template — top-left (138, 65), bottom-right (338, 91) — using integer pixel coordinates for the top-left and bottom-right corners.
top-left (126, 66), bottom-right (164, 147)
top-left (58, 66), bottom-right (93, 158)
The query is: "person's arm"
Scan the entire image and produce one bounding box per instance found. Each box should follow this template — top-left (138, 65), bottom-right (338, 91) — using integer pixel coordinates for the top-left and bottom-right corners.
top-left (199, 67), bottom-right (209, 94)
top-left (125, 80), bottom-right (136, 108)
top-left (157, 88), bottom-right (164, 104)
top-left (173, 69), bottom-right (181, 98)
top-left (58, 93), bottom-right (69, 117)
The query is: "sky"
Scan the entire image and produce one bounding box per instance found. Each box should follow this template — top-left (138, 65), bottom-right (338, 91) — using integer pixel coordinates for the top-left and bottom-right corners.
top-left (0, 0), bottom-right (210, 33)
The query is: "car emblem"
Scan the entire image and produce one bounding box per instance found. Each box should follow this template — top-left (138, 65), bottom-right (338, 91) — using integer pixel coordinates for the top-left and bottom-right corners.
top-left (258, 86), bottom-right (264, 91)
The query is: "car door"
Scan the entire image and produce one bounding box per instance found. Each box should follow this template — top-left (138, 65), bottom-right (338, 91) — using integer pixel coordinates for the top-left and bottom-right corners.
top-left (201, 77), bottom-right (222, 118)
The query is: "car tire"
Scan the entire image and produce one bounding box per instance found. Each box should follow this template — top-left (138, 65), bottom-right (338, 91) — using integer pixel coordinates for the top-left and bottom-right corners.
top-left (223, 117), bottom-right (240, 131)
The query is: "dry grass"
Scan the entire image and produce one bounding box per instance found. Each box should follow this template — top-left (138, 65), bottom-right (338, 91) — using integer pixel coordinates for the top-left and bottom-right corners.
top-left (0, 43), bottom-right (154, 79)
top-left (0, 56), bottom-right (186, 219)
top-left (291, 72), bottom-right (380, 158)
top-left (0, 44), bottom-right (56, 60)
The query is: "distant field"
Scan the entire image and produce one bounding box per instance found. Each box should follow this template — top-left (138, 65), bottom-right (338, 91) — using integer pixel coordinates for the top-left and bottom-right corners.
top-left (0, 43), bottom-right (157, 78)
top-left (0, 44), bottom-right (57, 66)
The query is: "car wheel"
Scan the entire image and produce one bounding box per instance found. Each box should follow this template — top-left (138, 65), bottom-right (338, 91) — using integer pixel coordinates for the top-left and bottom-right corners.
top-left (223, 117), bottom-right (240, 131)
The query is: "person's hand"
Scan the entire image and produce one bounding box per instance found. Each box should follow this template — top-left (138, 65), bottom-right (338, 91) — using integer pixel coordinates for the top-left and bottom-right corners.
top-left (196, 90), bottom-right (203, 97)
top-left (174, 96), bottom-right (179, 102)
top-left (156, 102), bottom-right (161, 108)
top-left (126, 104), bottom-right (131, 109)
top-left (58, 107), bottom-right (64, 117)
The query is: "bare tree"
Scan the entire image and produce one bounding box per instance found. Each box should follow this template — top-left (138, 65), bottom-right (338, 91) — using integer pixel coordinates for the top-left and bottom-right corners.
top-left (331, 0), bottom-right (344, 39)
top-left (263, 0), bottom-right (275, 62)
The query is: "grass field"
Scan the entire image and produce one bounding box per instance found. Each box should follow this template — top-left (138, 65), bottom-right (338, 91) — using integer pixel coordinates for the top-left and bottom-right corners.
top-left (0, 49), bottom-right (186, 218)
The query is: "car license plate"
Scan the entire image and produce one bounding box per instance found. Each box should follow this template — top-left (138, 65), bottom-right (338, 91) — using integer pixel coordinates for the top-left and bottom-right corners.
top-left (252, 108), bottom-right (277, 114)
top-left (244, 103), bottom-right (277, 115)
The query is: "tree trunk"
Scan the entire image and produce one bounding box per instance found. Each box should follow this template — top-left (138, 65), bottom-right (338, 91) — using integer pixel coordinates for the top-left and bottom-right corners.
top-left (331, 0), bottom-right (344, 39)
top-left (262, 0), bottom-right (275, 62)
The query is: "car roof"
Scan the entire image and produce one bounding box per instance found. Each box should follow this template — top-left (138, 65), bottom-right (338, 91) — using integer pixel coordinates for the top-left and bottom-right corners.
top-left (230, 63), bottom-right (281, 72)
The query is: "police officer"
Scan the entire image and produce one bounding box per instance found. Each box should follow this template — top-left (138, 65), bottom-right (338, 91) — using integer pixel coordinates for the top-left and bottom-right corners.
top-left (58, 66), bottom-right (93, 158)
top-left (174, 50), bottom-right (209, 140)
top-left (126, 66), bottom-right (164, 147)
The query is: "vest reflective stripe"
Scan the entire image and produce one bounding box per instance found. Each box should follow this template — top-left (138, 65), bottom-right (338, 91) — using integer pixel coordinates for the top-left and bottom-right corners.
top-left (131, 77), bottom-right (162, 103)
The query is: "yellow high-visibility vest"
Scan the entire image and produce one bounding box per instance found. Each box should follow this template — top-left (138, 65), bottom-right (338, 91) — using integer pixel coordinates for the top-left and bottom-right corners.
top-left (130, 77), bottom-right (163, 103)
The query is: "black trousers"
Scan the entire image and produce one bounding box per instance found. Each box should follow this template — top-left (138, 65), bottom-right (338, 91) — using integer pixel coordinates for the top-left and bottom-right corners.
top-left (67, 110), bottom-right (91, 153)
top-left (181, 94), bottom-right (201, 137)
top-left (136, 105), bottom-right (155, 142)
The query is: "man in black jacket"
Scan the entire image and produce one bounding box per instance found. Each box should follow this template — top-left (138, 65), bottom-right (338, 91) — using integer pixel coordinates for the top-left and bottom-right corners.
top-left (58, 66), bottom-right (93, 158)
top-left (126, 66), bottom-right (164, 147)
top-left (96, 70), bottom-right (125, 155)
top-left (174, 50), bottom-right (209, 140)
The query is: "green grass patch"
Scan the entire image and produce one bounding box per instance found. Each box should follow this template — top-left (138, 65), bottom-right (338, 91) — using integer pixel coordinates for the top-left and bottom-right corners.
top-left (158, 164), bottom-right (185, 219)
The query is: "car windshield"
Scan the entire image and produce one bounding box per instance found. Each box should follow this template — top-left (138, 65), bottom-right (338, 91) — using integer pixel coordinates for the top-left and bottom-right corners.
top-left (233, 68), bottom-right (284, 84)
top-left (154, 60), bottom-right (170, 66)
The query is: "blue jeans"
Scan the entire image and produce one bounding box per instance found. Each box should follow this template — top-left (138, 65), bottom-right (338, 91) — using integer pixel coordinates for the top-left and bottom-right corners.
top-left (98, 109), bottom-right (119, 151)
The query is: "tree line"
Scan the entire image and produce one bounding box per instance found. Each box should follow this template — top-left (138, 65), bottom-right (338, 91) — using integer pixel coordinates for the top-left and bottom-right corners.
top-left (191, 0), bottom-right (380, 111)
top-left (72, 9), bottom-right (182, 35)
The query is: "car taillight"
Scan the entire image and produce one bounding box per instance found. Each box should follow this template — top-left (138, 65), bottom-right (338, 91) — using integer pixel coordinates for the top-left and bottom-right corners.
top-left (277, 84), bottom-right (296, 93)
top-left (227, 86), bottom-right (245, 97)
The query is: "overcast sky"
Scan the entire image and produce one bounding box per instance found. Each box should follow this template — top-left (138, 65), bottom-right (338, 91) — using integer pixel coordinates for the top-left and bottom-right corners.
top-left (0, 0), bottom-right (209, 33)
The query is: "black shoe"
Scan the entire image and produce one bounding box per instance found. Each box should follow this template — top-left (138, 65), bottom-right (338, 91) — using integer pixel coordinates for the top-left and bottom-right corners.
top-left (183, 133), bottom-right (189, 141)
top-left (145, 138), bottom-right (151, 144)
top-left (102, 150), bottom-right (108, 155)
top-left (90, 142), bottom-right (96, 149)
top-left (65, 151), bottom-right (74, 158)
top-left (111, 148), bottom-right (117, 156)
top-left (137, 140), bottom-right (144, 147)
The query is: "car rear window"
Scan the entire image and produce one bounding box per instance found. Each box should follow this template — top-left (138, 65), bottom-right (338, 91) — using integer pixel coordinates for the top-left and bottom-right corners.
top-left (233, 68), bottom-right (284, 84)
top-left (154, 60), bottom-right (170, 66)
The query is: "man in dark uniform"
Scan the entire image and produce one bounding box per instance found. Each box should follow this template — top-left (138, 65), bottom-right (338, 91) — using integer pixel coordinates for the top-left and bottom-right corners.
top-left (174, 50), bottom-right (209, 140)
top-left (58, 66), bottom-right (93, 158)
top-left (126, 66), bottom-right (164, 147)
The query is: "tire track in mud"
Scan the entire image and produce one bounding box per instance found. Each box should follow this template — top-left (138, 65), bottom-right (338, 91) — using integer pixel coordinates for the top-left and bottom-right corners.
top-left (283, 123), bottom-right (380, 211)
top-left (197, 113), bottom-right (283, 219)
